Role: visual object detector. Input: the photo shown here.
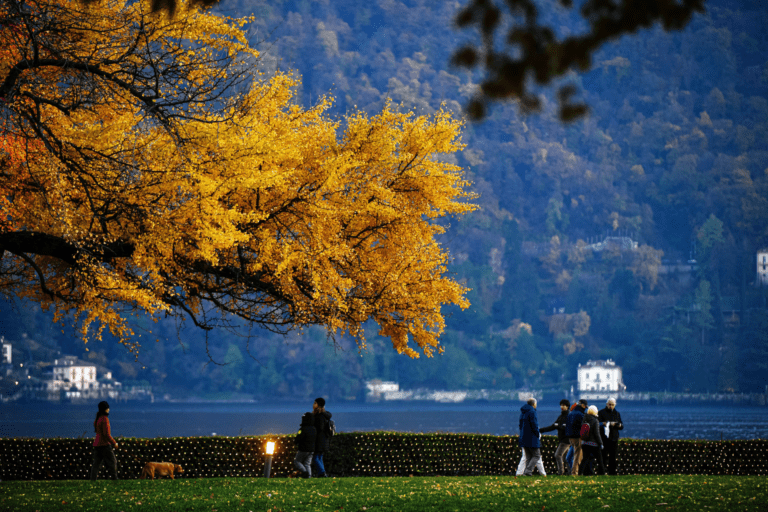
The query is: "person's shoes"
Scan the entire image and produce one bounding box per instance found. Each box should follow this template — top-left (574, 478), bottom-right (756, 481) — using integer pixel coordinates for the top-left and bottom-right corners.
top-left (288, 471), bottom-right (301, 478)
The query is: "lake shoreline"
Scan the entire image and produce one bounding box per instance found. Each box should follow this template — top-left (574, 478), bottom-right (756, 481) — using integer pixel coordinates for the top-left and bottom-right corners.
top-left (2, 401), bottom-right (766, 441)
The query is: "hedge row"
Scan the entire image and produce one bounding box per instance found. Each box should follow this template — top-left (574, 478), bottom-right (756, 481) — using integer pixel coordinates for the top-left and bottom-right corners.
top-left (0, 433), bottom-right (766, 480)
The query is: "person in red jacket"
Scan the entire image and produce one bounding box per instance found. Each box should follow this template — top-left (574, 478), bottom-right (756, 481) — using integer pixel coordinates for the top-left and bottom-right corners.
top-left (90, 401), bottom-right (119, 480)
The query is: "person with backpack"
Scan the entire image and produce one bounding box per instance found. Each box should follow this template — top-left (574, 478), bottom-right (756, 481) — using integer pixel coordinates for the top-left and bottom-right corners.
top-left (565, 399), bottom-right (588, 475)
top-left (291, 412), bottom-right (316, 478)
top-left (517, 397), bottom-right (542, 476)
top-left (540, 399), bottom-right (571, 475)
top-left (578, 405), bottom-right (606, 476)
top-left (312, 397), bottom-right (333, 478)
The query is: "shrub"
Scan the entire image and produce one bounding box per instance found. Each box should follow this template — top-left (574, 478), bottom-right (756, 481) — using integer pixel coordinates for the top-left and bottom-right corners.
top-left (0, 433), bottom-right (765, 480)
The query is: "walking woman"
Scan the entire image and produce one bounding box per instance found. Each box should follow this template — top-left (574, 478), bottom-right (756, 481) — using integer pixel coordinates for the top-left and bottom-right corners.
top-left (90, 401), bottom-right (119, 481)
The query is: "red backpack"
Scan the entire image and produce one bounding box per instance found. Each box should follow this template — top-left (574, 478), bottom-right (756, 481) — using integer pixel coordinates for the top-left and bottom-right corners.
top-left (579, 422), bottom-right (591, 441)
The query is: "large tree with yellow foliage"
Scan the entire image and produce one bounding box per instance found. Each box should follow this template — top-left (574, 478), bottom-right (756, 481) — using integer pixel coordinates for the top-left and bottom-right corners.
top-left (0, 0), bottom-right (476, 358)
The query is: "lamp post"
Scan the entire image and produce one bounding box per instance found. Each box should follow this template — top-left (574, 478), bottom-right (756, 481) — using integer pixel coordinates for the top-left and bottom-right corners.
top-left (264, 441), bottom-right (275, 478)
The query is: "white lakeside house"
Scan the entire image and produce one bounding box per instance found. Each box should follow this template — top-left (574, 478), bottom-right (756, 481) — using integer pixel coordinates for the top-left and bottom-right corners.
top-left (578, 359), bottom-right (626, 401)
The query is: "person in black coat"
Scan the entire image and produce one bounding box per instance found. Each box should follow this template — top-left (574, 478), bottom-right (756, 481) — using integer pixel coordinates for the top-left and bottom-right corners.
top-left (312, 397), bottom-right (332, 477)
top-left (540, 399), bottom-right (571, 475)
top-left (292, 412), bottom-right (316, 478)
top-left (598, 398), bottom-right (624, 475)
top-left (579, 406), bottom-right (606, 476)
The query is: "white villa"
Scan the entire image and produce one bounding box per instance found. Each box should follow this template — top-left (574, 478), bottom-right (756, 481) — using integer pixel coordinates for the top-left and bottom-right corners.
top-left (365, 380), bottom-right (400, 401)
top-left (578, 359), bottom-right (626, 400)
top-left (45, 355), bottom-right (121, 400)
top-left (51, 356), bottom-right (97, 391)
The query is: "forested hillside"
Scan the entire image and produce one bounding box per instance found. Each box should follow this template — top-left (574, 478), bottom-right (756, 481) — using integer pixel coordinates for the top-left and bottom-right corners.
top-left (2, 0), bottom-right (767, 400)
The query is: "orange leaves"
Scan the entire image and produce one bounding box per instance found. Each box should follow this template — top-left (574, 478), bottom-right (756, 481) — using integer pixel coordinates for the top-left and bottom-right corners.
top-left (0, 0), bottom-right (476, 358)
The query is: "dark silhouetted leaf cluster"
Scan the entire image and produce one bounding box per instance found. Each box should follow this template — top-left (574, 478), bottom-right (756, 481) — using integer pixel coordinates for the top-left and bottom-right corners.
top-left (452, 0), bottom-right (705, 120)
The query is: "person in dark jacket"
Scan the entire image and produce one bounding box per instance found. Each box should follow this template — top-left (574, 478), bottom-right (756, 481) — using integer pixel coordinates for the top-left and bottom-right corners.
top-left (598, 398), bottom-right (624, 475)
top-left (565, 399), bottom-right (588, 475)
top-left (540, 399), bottom-right (571, 475)
top-left (312, 397), bottom-right (332, 477)
top-left (292, 412), bottom-right (316, 478)
top-left (579, 406), bottom-right (606, 476)
top-left (90, 401), bottom-right (119, 481)
top-left (518, 397), bottom-right (542, 476)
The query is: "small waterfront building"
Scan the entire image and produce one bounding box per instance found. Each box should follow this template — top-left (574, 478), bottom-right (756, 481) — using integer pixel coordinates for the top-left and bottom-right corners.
top-left (578, 359), bottom-right (626, 400)
top-left (758, 248), bottom-right (768, 286)
top-left (1, 338), bottom-right (12, 376)
top-left (1, 339), bottom-right (11, 365)
top-left (365, 380), bottom-right (400, 401)
top-left (586, 236), bottom-right (638, 253)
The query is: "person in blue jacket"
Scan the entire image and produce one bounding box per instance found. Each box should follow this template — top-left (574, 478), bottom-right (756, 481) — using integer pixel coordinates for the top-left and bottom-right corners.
top-left (565, 399), bottom-right (588, 475)
top-left (518, 397), bottom-right (541, 476)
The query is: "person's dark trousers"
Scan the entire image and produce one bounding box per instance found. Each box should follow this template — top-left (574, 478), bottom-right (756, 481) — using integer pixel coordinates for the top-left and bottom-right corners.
top-left (554, 442), bottom-right (570, 475)
top-left (579, 445), bottom-right (605, 476)
top-left (312, 453), bottom-right (326, 477)
top-left (90, 445), bottom-right (119, 481)
top-left (522, 447), bottom-right (542, 476)
top-left (602, 438), bottom-right (619, 475)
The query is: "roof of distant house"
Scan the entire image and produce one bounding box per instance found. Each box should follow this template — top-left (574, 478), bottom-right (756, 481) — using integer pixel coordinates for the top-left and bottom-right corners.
top-left (579, 359), bottom-right (620, 368)
top-left (53, 355), bottom-right (95, 368)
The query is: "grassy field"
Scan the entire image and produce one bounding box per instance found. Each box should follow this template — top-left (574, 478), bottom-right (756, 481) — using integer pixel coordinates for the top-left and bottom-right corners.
top-left (1, 475), bottom-right (765, 511)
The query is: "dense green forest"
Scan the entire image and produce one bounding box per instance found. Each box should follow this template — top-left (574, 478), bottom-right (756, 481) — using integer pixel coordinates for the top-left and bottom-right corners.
top-left (2, 0), bottom-right (767, 401)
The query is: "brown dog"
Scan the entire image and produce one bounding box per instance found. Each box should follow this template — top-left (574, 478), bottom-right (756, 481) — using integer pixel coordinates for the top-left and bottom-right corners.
top-left (140, 462), bottom-right (184, 479)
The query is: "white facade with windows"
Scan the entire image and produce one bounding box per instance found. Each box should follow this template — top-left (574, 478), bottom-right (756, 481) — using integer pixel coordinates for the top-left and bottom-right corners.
top-left (578, 359), bottom-right (626, 396)
top-left (2, 342), bottom-right (10, 365)
top-left (758, 249), bottom-right (768, 286)
top-left (49, 356), bottom-right (98, 391)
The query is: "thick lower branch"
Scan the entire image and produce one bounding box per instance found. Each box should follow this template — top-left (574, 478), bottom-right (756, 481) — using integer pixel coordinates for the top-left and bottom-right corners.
top-left (0, 231), bottom-right (135, 265)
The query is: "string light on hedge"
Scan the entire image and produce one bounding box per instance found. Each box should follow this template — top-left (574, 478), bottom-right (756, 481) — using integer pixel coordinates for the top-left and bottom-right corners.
top-left (1, 433), bottom-right (766, 480)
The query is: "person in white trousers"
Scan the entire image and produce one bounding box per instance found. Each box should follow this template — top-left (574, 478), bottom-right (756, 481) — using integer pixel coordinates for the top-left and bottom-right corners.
top-left (516, 432), bottom-right (547, 476)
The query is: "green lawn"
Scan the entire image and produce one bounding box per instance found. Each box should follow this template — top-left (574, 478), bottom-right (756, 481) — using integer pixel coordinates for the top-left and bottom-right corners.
top-left (1, 475), bottom-right (765, 511)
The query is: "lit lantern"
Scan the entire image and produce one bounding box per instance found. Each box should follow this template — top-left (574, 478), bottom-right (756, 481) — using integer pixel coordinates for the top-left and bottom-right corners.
top-left (264, 441), bottom-right (276, 478)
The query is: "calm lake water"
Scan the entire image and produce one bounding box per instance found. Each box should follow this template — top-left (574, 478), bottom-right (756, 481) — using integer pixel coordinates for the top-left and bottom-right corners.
top-left (1, 402), bottom-right (766, 441)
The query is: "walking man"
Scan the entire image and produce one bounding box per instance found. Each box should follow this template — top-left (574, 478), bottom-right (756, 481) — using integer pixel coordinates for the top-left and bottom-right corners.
top-left (518, 397), bottom-right (542, 476)
top-left (540, 399), bottom-right (571, 475)
top-left (312, 397), bottom-right (332, 477)
top-left (598, 398), bottom-right (624, 475)
top-left (565, 399), bottom-right (588, 475)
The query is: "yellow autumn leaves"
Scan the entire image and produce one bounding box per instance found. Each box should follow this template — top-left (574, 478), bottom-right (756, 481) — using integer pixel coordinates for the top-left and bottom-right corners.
top-left (0, 0), bottom-right (476, 357)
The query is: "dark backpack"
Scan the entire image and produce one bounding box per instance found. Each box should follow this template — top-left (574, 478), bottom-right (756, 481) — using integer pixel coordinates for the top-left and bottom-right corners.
top-left (579, 422), bottom-right (591, 441)
top-left (326, 419), bottom-right (336, 437)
